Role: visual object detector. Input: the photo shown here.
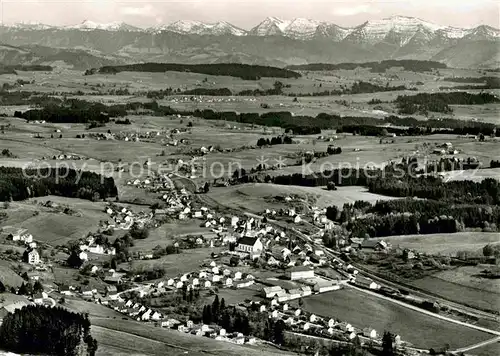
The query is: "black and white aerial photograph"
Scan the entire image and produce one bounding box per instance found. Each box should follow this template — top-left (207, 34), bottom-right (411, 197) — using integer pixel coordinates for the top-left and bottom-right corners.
top-left (0, 0), bottom-right (498, 355)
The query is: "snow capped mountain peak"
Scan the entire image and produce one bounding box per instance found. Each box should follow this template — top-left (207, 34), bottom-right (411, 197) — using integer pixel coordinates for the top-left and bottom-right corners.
top-left (250, 17), bottom-right (290, 36)
top-left (65, 20), bottom-right (139, 31)
top-left (283, 18), bottom-right (323, 40)
top-left (160, 20), bottom-right (246, 36)
top-left (4, 22), bottom-right (54, 30)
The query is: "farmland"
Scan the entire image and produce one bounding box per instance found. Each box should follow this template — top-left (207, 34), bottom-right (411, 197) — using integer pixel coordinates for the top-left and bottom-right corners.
top-left (302, 288), bottom-right (492, 349)
top-left (0, 60), bottom-right (498, 356)
top-left (374, 232), bottom-right (500, 256)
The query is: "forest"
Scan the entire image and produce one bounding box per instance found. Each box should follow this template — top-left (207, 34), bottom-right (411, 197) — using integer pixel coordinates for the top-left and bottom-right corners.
top-left (87, 63), bottom-right (301, 80)
top-left (0, 305), bottom-right (98, 356)
top-left (0, 166), bottom-right (118, 201)
top-left (395, 92), bottom-right (500, 115)
top-left (325, 198), bottom-right (500, 238)
top-left (286, 60), bottom-right (447, 73)
top-left (15, 98), bottom-right (127, 124)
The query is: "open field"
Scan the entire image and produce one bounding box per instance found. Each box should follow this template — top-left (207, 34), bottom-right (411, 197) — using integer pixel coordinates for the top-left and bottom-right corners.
top-left (374, 232), bottom-right (500, 256)
top-left (0, 197), bottom-right (111, 246)
top-left (0, 261), bottom-right (24, 288)
top-left (469, 342), bottom-right (500, 356)
top-left (91, 318), bottom-right (296, 356)
top-left (303, 288), bottom-right (492, 349)
top-left (410, 271), bottom-right (500, 312)
top-left (127, 247), bottom-right (223, 277)
top-left (129, 221), bottom-right (208, 253)
top-left (207, 183), bottom-right (400, 212)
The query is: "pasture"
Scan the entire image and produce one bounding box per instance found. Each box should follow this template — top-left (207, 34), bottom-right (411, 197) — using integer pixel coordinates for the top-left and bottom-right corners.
top-left (410, 268), bottom-right (500, 312)
top-left (91, 318), bottom-right (296, 356)
top-left (303, 287), bottom-right (492, 349)
top-left (207, 183), bottom-right (399, 212)
top-left (374, 232), bottom-right (500, 256)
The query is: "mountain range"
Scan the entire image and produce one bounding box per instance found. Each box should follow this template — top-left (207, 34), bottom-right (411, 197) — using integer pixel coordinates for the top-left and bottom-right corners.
top-left (0, 16), bottom-right (498, 69)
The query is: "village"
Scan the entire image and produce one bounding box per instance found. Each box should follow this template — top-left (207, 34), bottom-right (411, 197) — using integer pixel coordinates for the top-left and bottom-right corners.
top-left (0, 169), bottom-right (415, 354)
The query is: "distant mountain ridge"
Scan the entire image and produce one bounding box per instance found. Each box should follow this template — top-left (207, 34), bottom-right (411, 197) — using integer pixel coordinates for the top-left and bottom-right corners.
top-left (5, 16), bottom-right (498, 42)
top-left (0, 16), bottom-right (498, 69)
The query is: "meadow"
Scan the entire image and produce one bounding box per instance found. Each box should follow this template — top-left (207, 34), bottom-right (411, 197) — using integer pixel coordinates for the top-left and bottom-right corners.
top-left (410, 272), bottom-right (500, 312)
top-left (302, 287), bottom-right (492, 349)
top-left (374, 232), bottom-right (500, 256)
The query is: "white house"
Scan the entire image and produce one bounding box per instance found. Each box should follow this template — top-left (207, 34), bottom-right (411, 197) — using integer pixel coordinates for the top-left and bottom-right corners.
top-left (262, 286), bottom-right (284, 299)
top-left (235, 237), bottom-right (263, 259)
top-left (26, 249), bottom-right (40, 265)
top-left (204, 280), bottom-right (212, 288)
top-left (287, 266), bottom-right (314, 280)
top-left (309, 314), bottom-right (317, 323)
top-left (79, 251), bottom-right (89, 261)
top-left (234, 271), bottom-right (242, 280)
top-left (363, 328), bottom-right (377, 339)
top-left (175, 281), bottom-right (184, 289)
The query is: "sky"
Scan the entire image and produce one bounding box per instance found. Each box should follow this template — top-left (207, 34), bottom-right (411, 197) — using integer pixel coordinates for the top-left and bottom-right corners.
top-left (1, 0), bottom-right (498, 29)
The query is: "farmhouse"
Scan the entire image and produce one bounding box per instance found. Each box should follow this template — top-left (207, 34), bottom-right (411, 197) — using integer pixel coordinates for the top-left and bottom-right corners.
top-left (286, 266), bottom-right (314, 280)
top-left (355, 276), bottom-right (380, 290)
top-left (262, 286), bottom-right (285, 299)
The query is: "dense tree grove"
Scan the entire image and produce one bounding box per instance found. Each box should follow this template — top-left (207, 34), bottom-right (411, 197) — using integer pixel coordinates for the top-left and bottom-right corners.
top-left (0, 305), bottom-right (97, 356)
top-left (491, 160), bottom-right (500, 168)
top-left (0, 166), bottom-right (118, 201)
top-left (181, 88), bottom-right (233, 96)
top-left (367, 176), bottom-right (500, 205)
top-left (257, 135), bottom-right (293, 146)
top-left (287, 60), bottom-right (447, 73)
top-left (15, 99), bottom-right (128, 124)
top-left (89, 63), bottom-right (301, 80)
top-left (443, 77), bottom-right (500, 89)
top-left (396, 92), bottom-right (500, 115)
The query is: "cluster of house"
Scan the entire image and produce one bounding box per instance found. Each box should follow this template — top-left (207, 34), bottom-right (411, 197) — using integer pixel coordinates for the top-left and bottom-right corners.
top-left (153, 262), bottom-right (255, 292)
top-left (89, 130), bottom-right (167, 142)
top-left (78, 235), bottom-right (116, 257)
top-left (155, 188), bottom-right (192, 219)
top-left (432, 142), bottom-right (460, 155)
top-left (41, 154), bottom-right (85, 161)
top-left (127, 172), bottom-right (176, 193)
top-left (240, 298), bottom-right (399, 346)
top-left (3, 227), bottom-right (37, 249)
top-left (262, 268), bottom-right (342, 302)
top-left (102, 204), bottom-right (153, 231)
top-left (168, 96), bottom-right (240, 104)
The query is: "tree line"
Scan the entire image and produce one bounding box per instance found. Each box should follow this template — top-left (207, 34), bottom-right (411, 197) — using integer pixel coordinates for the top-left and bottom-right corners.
top-left (396, 92), bottom-right (500, 115)
top-left (0, 166), bottom-right (118, 202)
top-left (257, 135), bottom-right (293, 146)
top-left (86, 63), bottom-right (301, 80)
top-left (286, 60), bottom-right (447, 73)
top-left (0, 305), bottom-right (98, 356)
top-left (14, 98), bottom-right (498, 137)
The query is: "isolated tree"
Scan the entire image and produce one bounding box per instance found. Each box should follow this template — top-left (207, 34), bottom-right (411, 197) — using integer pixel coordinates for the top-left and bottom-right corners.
top-left (33, 281), bottom-right (44, 294)
top-left (0, 281), bottom-right (5, 293)
top-left (327, 181), bottom-right (337, 191)
top-left (229, 256), bottom-right (239, 267)
top-left (382, 331), bottom-right (396, 356)
top-left (67, 250), bottom-right (84, 269)
top-left (212, 295), bottom-right (220, 320)
top-left (483, 244), bottom-right (495, 257)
